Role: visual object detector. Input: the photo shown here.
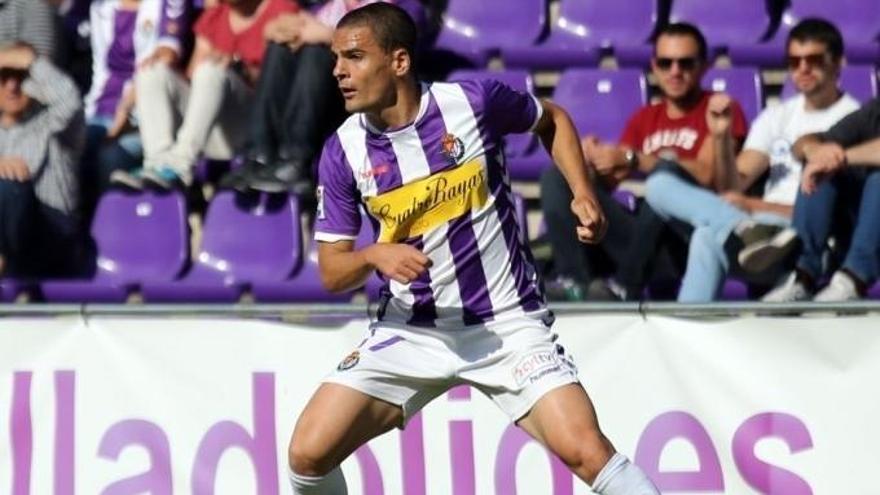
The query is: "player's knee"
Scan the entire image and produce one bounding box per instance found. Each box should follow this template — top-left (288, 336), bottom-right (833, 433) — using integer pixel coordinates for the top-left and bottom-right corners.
top-left (288, 438), bottom-right (336, 477)
top-left (556, 430), bottom-right (615, 482)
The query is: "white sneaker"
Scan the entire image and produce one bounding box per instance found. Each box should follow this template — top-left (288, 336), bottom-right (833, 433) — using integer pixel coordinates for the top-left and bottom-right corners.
top-left (814, 271), bottom-right (862, 302)
top-left (761, 272), bottom-right (812, 302)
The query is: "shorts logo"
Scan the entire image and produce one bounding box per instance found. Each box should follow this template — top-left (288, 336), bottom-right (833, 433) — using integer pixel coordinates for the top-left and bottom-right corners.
top-left (441, 133), bottom-right (465, 164)
top-left (337, 350), bottom-right (360, 371)
top-left (513, 350), bottom-right (560, 386)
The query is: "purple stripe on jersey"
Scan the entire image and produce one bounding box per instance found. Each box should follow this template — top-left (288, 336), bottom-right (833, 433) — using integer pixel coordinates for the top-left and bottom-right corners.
top-left (458, 81), bottom-right (502, 162)
top-left (405, 237), bottom-right (438, 326)
top-left (368, 335), bottom-right (405, 352)
top-left (365, 132), bottom-right (403, 194)
top-left (447, 215), bottom-right (494, 325)
top-left (416, 91), bottom-right (455, 174)
top-left (95, 10), bottom-right (137, 117)
top-left (487, 164), bottom-right (544, 312)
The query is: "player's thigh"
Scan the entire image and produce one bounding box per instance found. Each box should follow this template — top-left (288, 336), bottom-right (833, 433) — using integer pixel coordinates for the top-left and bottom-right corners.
top-left (289, 382), bottom-right (404, 474)
top-left (516, 383), bottom-right (614, 467)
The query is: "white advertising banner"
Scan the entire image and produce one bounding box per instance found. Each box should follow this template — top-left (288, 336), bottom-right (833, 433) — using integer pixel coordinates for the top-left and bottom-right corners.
top-left (0, 313), bottom-right (877, 494)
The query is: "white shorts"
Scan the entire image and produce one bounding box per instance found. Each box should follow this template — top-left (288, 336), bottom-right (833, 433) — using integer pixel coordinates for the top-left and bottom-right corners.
top-left (324, 315), bottom-right (580, 424)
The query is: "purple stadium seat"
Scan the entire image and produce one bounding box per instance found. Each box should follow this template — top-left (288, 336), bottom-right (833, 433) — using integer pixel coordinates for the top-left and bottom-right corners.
top-left (252, 213), bottom-right (377, 302)
top-left (781, 65), bottom-right (878, 103)
top-left (781, 0), bottom-right (880, 63)
top-left (503, 0), bottom-right (660, 69)
top-left (554, 69), bottom-right (649, 142)
top-left (0, 279), bottom-right (26, 302)
top-left (719, 278), bottom-right (750, 300)
top-left (669, 0), bottom-right (774, 61)
top-left (704, 67), bottom-right (764, 123)
top-left (433, 0), bottom-right (547, 66)
top-left (39, 191), bottom-right (189, 302)
top-left (141, 191), bottom-right (302, 302)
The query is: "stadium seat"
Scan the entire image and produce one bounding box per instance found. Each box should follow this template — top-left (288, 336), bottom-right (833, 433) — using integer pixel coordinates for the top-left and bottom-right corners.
top-left (141, 191), bottom-right (302, 302)
top-left (781, 0), bottom-right (880, 64)
top-left (432, 0), bottom-right (547, 66)
top-left (669, 0), bottom-right (774, 58)
top-left (502, 0), bottom-right (660, 69)
top-left (39, 190), bottom-right (189, 302)
top-left (554, 68), bottom-right (649, 142)
top-left (781, 65), bottom-right (878, 103)
top-left (0, 279), bottom-right (26, 302)
top-left (704, 67), bottom-right (765, 123)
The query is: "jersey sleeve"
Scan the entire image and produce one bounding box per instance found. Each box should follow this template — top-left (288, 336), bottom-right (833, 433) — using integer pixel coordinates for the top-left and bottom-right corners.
top-left (476, 78), bottom-right (543, 136)
top-left (314, 135), bottom-right (362, 242)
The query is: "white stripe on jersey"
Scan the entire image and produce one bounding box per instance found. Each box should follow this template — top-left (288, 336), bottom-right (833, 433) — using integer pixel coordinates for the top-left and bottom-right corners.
top-left (388, 127), bottom-right (431, 183)
top-left (423, 223), bottom-right (464, 322)
top-left (337, 117), bottom-right (378, 197)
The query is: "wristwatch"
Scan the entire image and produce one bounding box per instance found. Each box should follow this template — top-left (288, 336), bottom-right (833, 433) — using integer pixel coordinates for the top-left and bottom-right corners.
top-left (623, 149), bottom-right (638, 168)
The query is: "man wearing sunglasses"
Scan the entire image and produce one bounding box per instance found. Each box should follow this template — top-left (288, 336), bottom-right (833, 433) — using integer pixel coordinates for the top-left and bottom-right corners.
top-left (0, 42), bottom-right (84, 277)
top-left (540, 22), bottom-right (747, 301)
top-left (761, 30), bottom-right (880, 301)
top-left (646, 19), bottom-right (859, 302)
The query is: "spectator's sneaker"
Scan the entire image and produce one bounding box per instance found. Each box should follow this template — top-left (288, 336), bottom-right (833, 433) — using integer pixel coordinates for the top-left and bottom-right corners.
top-left (218, 159), bottom-right (260, 191)
top-left (814, 271), bottom-right (864, 302)
top-left (110, 169), bottom-right (146, 190)
top-left (143, 167), bottom-right (185, 190)
top-left (761, 272), bottom-right (813, 302)
top-left (737, 225), bottom-right (798, 273)
top-left (544, 276), bottom-right (587, 302)
top-left (248, 160), bottom-right (314, 198)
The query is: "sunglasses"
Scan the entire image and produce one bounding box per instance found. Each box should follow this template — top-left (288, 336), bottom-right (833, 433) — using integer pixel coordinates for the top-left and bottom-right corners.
top-left (786, 53), bottom-right (828, 70)
top-left (0, 67), bottom-right (28, 82)
top-left (654, 57), bottom-right (700, 71)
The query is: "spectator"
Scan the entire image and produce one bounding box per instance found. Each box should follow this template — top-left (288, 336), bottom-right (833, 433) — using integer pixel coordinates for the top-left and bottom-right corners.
top-left (540, 23), bottom-right (748, 301)
top-left (762, 97), bottom-right (880, 301)
top-left (0, 43), bottom-right (84, 277)
top-left (80, 0), bottom-right (192, 221)
top-left (221, 0), bottom-right (427, 197)
top-left (644, 18), bottom-right (860, 302)
top-left (0, 0), bottom-right (60, 62)
top-left (113, 0), bottom-right (299, 189)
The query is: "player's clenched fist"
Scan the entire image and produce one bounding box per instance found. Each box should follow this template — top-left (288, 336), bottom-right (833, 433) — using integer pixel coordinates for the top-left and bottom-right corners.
top-left (364, 243), bottom-right (432, 284)
top-left (570, 193), bottom-right (607, 244)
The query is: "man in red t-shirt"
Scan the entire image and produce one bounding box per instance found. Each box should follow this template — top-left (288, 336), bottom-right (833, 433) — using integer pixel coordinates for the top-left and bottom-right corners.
top-left (113, 0), bottom-right (299, 189)
top-left (540, 23), bottom-right (748, 301)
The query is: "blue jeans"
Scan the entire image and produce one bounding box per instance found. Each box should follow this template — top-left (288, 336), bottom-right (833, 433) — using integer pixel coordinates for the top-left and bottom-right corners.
top-left (793, 167), bottom-right (880, 284)
top-left (81, 117), bottom-right (143, 222)
top-left (646, 167), bottom-right (789, 302)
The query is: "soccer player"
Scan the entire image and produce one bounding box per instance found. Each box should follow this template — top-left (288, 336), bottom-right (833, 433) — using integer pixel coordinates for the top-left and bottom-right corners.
top-left (286, 4), bottom-right (660, 495)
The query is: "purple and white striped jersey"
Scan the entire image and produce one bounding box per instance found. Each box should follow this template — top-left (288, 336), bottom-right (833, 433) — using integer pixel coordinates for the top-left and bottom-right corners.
top-left (315, 80), bottom-right (548, 328)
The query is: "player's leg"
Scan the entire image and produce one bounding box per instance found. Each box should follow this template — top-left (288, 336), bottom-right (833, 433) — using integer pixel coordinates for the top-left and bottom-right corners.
top-left (288, 382), bottom-right (404, 494)
top-left (516, 383), bottom-right (659, 494)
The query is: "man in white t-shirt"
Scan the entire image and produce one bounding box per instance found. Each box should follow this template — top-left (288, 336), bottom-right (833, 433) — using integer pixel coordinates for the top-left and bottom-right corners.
top-left (644, 18), bottom-right (859, 302)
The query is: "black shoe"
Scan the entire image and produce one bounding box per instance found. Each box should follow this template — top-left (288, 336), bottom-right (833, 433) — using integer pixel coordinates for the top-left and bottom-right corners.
top-left (218, 159), bottom-right (262, 191)
top-left (249, 160), bottom-right (315, 198)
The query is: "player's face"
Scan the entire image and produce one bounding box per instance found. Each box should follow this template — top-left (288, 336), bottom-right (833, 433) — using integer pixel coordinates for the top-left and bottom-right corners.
top-left (332, 25), bottom-right (399, 114)
top-left (652, 34), bottom-right (706, 102)
top-left (787, 40), bottom-right (839, 97)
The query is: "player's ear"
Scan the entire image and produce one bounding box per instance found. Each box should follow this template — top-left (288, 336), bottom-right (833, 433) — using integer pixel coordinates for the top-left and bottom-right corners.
top-left (391, 48), bottom-right (411, 77)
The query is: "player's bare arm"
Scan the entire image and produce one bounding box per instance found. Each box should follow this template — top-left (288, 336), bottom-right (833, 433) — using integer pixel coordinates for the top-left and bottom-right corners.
top-left (317, 240), bottom-right (430, 292)
top-left (534, 99), bottom-right (607, 244)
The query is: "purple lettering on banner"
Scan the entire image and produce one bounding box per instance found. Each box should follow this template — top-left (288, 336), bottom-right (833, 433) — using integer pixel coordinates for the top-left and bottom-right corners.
top-left (450, 420), bottom-right (475, 495)
top-left (448, 385), bottom-right (472, 401)
top-left (400, 412), bottom-right (426, 495)
top-left (732, 412), bottom-right (813, 495)
top-left (634, 411), bottom-right (724, 491)
top-left (55, 371), bottom-right (75, 495)
top-left (11, 371), bottom-right (32, 495)
top-left (494, 425), bottom-right (573, 495)
top-left (191, 372), bottom-right (278, 495)
top-left (354, 445), bottom-right (385, 494)
top-left (98, 420), bottom-right (173, 495)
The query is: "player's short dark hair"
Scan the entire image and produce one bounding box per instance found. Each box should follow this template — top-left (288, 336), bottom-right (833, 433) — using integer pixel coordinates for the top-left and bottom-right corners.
top-left (654, 22), bottom-right (708, 61)
top-left (337, 3), bottom-right (418, 63)
top-left (787, 18), bottom-right (844, 61)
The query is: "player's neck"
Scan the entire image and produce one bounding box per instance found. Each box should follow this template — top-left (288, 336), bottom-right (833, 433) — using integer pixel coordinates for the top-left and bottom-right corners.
top-left (367, 80), bottom-right (421, 132)
top-left (803, 85), bottom-right (842, 111)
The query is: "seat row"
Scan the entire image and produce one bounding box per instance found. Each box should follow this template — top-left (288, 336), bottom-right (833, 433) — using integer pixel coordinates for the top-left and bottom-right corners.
top-left (435, 0), bottom-right (880, 68)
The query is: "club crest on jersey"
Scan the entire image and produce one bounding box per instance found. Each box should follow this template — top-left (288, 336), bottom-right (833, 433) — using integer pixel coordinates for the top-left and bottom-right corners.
top-left (441, 133), bottom-right (465, 163)
top-left (337, 350), bottom-right (360, 371)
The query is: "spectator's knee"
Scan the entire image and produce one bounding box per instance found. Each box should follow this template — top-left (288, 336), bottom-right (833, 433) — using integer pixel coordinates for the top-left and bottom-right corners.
top-left (135, 63), bottom-right (175, 93)
top-left (190, 60), bottom-right (230, 90)
top-left (0, 179), bottom-right (31, 196)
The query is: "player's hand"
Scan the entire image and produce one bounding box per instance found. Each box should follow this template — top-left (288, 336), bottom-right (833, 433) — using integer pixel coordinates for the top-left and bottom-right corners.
top-left (0, 157), bottom-right (30, 182)
top-left (570, 193), bottom-right (606, 244)
top-left (364, 243), bottom-right (431, 284)
top-left (706, 93), bottom-right (733, 137)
